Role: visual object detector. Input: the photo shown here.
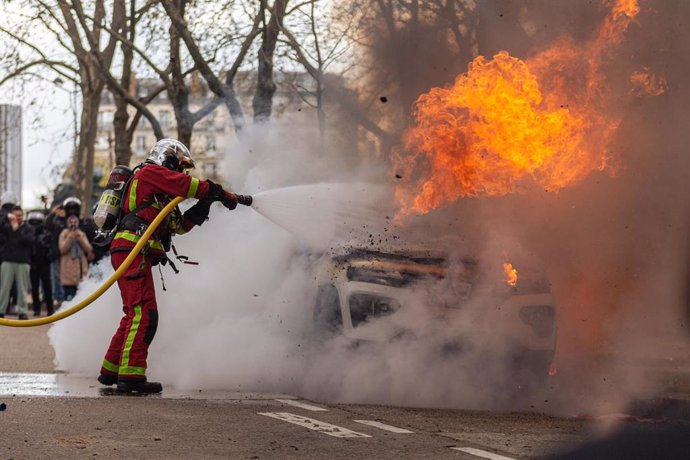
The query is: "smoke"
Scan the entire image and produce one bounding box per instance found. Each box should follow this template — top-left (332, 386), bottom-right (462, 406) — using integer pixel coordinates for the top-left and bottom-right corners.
top-left (359, 0), bottom-right (690, 415)
top-left (48, 117), bottom-right (546, 412)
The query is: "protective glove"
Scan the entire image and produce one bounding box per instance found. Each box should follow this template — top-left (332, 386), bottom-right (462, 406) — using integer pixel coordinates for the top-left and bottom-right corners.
top-left (220, 192), bottom-right (238, 210)
top-left (183, 199), bottom-right (212, 226)
top-left (205, 180), bottom-right (226, 202)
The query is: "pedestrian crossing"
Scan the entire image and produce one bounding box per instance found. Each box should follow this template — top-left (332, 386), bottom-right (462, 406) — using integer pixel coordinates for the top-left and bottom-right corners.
top-left (259, 412), bottom-right (371, 438)
top-left (265, 398), bottom-right (414, 438)
top-left (264, 398), bottom-right (517, 459)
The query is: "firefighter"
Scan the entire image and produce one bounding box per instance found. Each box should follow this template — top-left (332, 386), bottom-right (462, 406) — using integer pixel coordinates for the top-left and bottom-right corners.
top-left (97, 138), bottom-right (238, 394)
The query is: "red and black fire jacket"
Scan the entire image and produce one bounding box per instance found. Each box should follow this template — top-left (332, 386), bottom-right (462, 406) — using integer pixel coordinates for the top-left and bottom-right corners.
top-left (109, 163), bottom-right (210, 259)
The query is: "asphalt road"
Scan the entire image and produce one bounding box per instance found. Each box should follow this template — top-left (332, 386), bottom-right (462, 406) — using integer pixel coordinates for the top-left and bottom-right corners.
top-left (1, 322), bottom-right (688, 459)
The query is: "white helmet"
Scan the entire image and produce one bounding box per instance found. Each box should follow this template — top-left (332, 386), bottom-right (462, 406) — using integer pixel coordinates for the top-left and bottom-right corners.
top-left (147, 138), bottom-right (195, 172)
top-left (27, 211), bottom-right (45, 224)
top-left (63, 196), bottom-right (82, 216)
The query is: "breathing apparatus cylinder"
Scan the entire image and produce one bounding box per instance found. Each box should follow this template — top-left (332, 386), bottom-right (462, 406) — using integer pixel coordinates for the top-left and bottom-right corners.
top-left (93, 165), bottom-right (133, 234)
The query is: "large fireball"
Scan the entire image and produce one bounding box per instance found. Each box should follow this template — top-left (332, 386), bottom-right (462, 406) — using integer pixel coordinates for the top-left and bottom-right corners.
top-left (394, 0), bottom-right (642, 218)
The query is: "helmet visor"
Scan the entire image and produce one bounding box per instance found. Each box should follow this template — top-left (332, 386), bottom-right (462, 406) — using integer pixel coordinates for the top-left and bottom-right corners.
top-left (179, 156), bottom-right (195, 174)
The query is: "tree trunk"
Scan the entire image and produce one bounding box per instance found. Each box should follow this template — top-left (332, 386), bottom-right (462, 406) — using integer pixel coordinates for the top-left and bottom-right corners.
top-left (316, 82), bottom-right (325, 142)
top-left (174, 105), bottom-right (193, 147)
top-left (83, 83), bottom-right (101, 214)
top-left (252, 0), bottom-right (288, 123)
top-left (113, 94), bottom-right (133, 166)
top-left (75, 73), bottom-right (104, 216)
top-left (112, 0), bottom-right (136, 166)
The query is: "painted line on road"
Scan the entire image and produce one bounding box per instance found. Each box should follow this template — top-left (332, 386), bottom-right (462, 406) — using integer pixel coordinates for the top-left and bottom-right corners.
top-left (353, 420), bottom-right (414, 433)
top-left (259, 412), bottom-right (371, 438)
top-left (274, 398), bottom-right (328, 412)
top-left (451, 447), bottom-right (516, 460)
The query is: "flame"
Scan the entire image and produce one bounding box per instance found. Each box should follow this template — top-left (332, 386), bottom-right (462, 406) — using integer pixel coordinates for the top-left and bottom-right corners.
top-left (548, 364), bottom-right (558, 376)
top-left (611, 0), bottom-right (640, 20)
top-left (394, 0), bottom-right (640, 217)
top-left (630, 70), bottom-right (667, 96)
top-left (503, 262), bottom-right (518, 288)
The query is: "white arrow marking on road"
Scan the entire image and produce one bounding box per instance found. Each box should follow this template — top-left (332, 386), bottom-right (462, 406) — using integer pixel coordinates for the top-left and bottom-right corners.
top-left (451, 447), bottom-right (516, 460)
top-left (259, 412), bottom-right (371, 438)
top-left (274, 398), bottom-right (328, 411)
top-left (353, 420), bottom-right (414, 433)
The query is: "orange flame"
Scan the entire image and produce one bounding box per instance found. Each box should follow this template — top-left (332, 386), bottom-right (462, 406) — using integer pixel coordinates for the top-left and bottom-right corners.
top-left (503, 262), bottom-right (518, 288)
top-left (394, 0), bottom-right (640, 217)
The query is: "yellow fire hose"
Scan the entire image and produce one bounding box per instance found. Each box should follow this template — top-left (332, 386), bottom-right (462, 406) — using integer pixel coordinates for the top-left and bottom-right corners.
top-left (0, 196), bottom-right (184, 328)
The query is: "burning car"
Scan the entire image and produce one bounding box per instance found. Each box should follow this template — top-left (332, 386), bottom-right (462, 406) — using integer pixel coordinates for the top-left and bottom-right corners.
top-left (312, 248), bottom-right (557, 386)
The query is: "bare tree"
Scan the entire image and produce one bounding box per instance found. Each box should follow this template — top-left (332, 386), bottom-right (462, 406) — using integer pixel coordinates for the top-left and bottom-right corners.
top-left (0, 0), bottom-right (128, 211)
top-left (0, 0), bottom-right (150, 210)
top-left (161, 0), bottom-right (264, 137)
top-left (109, 0), bottom-right (165, 166)
top-left (270, 0), bottom-right (477, 155)
top-left (92, 0), bottom-right (226, 148)
top-left (57, 0), bottom-right (129, 211)
top-left (280, 0), bottom-right (357, 140)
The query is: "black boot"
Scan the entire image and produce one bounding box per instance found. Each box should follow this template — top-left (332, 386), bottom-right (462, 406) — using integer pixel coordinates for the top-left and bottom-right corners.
top-left (97, 374), bottom-right (117, 386)
top-left (117, 381), bottom-right (163, 394)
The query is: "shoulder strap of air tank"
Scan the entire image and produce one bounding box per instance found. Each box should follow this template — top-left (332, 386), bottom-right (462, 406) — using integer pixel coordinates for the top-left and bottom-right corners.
top-left (119, 163), bottom-right (156, 223)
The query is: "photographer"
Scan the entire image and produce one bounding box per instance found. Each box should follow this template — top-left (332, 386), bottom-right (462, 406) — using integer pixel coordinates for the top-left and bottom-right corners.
top-left (0, 206), bottom-right (34, 320)
top-left (58, 214), bottom-right (93, 301)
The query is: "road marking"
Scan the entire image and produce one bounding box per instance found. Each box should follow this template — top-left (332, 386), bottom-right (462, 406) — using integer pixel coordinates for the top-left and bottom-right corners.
top-left (353, 420), bottom-right (414, 433)
top-left (259, 412), bottom-right (371, 438)
top-left (274, 398), bottom-right (328, 412)
top-left (451, 447), bottom-right (516, 460)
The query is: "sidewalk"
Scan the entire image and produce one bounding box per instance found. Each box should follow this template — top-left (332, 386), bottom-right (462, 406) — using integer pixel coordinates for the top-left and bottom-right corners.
top-left (0, 323), bottom-right (55, 372)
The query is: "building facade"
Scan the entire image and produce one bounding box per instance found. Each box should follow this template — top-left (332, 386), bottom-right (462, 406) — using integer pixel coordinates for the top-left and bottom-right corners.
top-left (0, 105), bottom-right (22, 203)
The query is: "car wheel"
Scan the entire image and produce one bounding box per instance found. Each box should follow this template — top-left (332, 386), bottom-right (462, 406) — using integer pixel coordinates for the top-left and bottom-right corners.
top-left (508, 348), bottom-right (555, 395)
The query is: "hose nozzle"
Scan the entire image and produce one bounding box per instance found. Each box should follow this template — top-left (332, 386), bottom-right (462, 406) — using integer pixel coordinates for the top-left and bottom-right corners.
top-left (236, 194), bottom-right (253, 207)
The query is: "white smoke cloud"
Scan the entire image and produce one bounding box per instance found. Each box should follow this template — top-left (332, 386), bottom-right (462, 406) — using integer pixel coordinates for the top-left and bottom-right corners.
top-left (49, 120), bottom-right (545, 411)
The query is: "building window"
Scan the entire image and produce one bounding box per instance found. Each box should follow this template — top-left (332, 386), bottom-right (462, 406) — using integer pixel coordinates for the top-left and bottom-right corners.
top-left (135, 136), bottom-right (146, 155)
top-left (98, 111), bottom-right (113, 130)
top-left (206, 134), bottom-right (216, 154)
top-left (159, 110), bottom-right (170, 129)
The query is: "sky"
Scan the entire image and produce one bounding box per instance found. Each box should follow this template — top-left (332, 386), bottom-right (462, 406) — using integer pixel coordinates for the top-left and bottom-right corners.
top-left (2, 86), bottom-right (74, 209)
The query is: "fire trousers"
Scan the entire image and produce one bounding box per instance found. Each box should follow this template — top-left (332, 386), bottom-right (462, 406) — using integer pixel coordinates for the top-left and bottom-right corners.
top-left (100, 251), bottom-right (159, 383)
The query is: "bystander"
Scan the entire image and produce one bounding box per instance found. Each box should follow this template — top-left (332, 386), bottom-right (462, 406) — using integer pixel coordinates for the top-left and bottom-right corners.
top-left (27, 211), bottom-right (54, 316)
top-left (0, 206), bottom-right (34, 319)
top-left (58, 214), bottom-right (93, 301)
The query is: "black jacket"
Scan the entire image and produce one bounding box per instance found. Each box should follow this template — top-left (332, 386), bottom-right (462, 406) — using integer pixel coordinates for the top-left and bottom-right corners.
top-left (30, 224), bottom-right (55, 265)
top-left (0, 205), bottom-right (12, 261)
top-left (1, 222), bottom-right (35, 264)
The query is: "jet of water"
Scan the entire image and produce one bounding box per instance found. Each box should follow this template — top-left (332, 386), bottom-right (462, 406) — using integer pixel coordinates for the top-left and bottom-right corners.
top-left (250, 183), bottom-right (393, 250)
